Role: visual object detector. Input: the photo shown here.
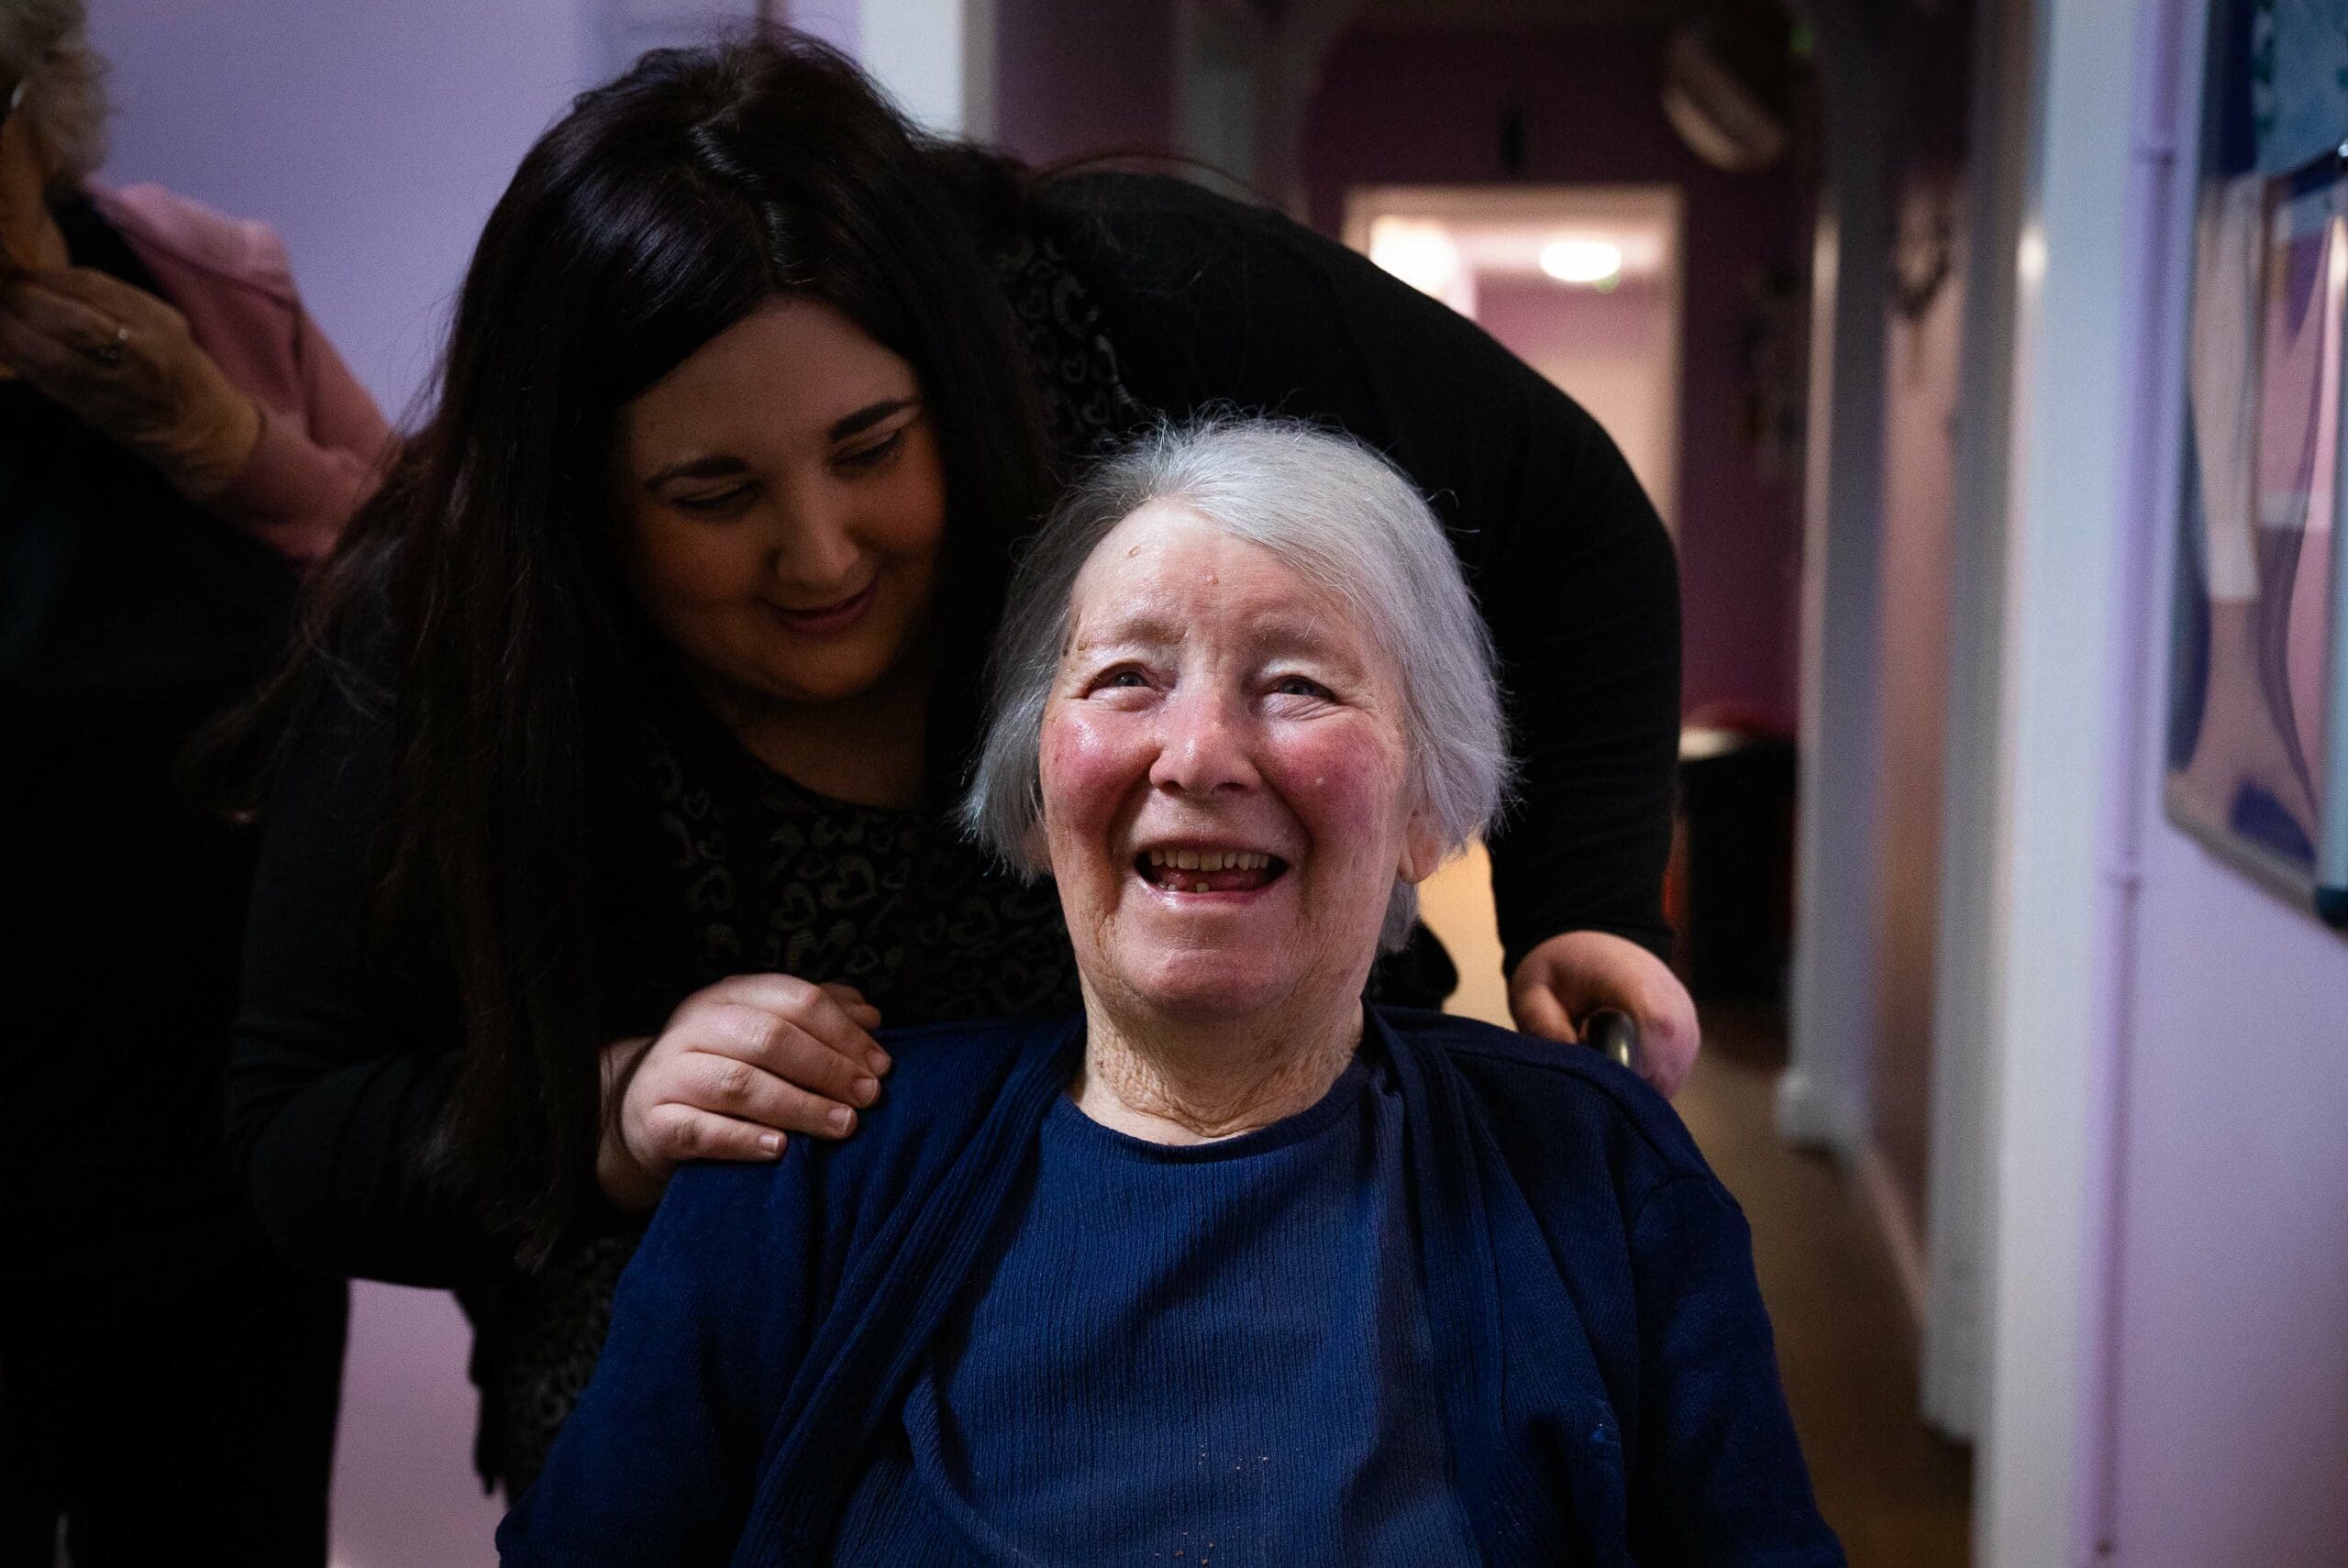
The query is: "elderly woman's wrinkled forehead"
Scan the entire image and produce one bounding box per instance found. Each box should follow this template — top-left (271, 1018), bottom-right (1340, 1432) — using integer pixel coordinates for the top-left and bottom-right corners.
top-left (1059, 501), bottom-right (1386, 672)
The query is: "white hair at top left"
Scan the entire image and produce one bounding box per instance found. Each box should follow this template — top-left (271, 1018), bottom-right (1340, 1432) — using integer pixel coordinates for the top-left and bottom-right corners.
top-left (0, 0), bottom-right (106, 188)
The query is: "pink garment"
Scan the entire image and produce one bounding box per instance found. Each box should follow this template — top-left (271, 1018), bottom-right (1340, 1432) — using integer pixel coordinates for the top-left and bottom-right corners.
top-left (90, 182), bottom-right (393, 572)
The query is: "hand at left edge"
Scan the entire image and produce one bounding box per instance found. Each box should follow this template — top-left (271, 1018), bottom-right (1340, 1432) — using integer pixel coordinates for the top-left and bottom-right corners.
top-left (0, 265), bottom-right (263, 502)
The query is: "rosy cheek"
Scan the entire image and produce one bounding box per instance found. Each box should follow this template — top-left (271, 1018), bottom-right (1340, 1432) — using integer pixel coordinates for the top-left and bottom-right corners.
top-left (1039, 704), bottom-right (1151, 837)
top-left (1265, 723), bottom-right (1409, 841)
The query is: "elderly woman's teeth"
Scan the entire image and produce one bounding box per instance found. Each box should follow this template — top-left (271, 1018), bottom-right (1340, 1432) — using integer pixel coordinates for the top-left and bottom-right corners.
top-left (1140, 847), bottom-right (1280, 891)
top-left (1145, 849), bottom-right (1271, 870)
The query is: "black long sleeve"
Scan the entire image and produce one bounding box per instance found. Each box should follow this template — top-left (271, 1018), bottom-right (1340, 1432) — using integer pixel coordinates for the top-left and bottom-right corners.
top-left (1047, 174), bottom-right (1681, 968)
top-left (224, 667), bottom-right (506, 1287)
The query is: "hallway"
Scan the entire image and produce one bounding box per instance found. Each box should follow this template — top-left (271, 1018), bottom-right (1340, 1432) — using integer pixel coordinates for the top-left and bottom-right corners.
top-left (1681, 1005), bottom-right (1972, 1568)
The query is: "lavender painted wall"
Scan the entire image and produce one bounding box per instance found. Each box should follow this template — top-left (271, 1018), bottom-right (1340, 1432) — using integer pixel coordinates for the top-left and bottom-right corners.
top-left (2033, 0), bottom-right (2348, 1550)
top-left (1303, 24), bottom-right (1810, 731)
top-left (2099, 5), bottom-right (2348, 1536)
top-left (89, 0), bottom-right (605, 420)
top-left (992, 0), bottom-right (1180, 166)
top-left (2106, 830), bottom-right (2348, 1562)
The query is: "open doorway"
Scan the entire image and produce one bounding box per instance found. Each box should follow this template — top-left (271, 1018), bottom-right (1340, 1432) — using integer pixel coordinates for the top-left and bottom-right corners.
top-left (1340, 183), bottom-right (1686, 1027)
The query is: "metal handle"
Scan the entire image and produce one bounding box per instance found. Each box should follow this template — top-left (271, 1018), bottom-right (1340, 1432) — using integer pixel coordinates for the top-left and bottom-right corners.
top-left (1582, 1008), bottom-right (1642, 1075)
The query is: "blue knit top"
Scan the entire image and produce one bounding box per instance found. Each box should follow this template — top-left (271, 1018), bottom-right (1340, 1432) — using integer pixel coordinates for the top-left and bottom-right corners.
top-left (828, 1055), bottom-right (1485, 1564)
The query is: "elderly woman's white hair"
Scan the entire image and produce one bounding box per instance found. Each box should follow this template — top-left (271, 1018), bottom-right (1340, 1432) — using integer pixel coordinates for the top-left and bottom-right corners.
top-left (962, 417), bottom-right (1513, 952)
top-left (2, 0), bottom-right (106, 187)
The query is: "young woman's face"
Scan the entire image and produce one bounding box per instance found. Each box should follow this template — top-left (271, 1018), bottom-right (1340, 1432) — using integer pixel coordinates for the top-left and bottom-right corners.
top-left (615, 297), bottom-right (948, 710)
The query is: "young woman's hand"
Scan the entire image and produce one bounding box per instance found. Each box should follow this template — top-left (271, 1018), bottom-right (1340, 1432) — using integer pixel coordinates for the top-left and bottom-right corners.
top-left (596, 974), bottom-right (889, 1212)
top-left (1509, 930), bottom-right (1701, 1099)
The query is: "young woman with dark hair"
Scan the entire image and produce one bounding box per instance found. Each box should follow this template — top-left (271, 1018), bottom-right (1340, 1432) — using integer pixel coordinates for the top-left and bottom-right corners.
top-left (226, 28), bottom-right (1695, 1490)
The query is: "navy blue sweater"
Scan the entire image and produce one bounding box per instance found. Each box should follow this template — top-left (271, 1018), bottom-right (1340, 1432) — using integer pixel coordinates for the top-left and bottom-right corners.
top-left (497, 1010), bottom-right (1843, 1567)
top-left (830, 1055), bottom-right (1483, 1563)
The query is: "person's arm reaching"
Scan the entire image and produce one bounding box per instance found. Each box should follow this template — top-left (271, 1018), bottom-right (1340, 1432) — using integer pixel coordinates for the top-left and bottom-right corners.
top-left (90, 182), bottom-right (396, 569)
top-left (200, 296), bottom-right (392, 571)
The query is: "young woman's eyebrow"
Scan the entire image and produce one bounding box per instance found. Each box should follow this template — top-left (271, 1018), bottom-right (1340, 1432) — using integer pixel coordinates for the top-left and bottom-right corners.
top-left (638, 397), bottom-right (919, 491)
top-left (641, 455), bottom-right (748, 491)
top-left (830, 396), bottom-right (920, 441)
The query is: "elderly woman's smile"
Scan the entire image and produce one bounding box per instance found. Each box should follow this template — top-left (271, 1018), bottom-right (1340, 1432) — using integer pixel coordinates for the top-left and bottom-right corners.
top-left (1038, 501), bottom-right (1437, 1027)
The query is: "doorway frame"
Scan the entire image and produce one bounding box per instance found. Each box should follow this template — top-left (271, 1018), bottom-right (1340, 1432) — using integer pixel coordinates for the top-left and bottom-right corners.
top-left (1339, 182), bottom-right (1687, 528)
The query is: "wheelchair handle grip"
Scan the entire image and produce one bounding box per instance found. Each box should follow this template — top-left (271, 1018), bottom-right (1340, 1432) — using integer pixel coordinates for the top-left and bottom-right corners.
top-left (1582, 1008), bottom-right (1642, 1075)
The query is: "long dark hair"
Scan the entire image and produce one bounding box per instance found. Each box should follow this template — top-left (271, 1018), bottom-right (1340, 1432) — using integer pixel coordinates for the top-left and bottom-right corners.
top-left (267, 30), bottom-right (1051, 1264)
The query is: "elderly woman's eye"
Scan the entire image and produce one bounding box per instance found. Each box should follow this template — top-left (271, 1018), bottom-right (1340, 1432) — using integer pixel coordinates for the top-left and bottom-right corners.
top-left (1272, 675), bottom-right (1333, 700)
top-left (1099, 668), bottom-right (1150, 690)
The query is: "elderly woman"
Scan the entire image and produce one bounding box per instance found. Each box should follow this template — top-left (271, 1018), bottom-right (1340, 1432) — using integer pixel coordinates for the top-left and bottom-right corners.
top-left (496, 423), bottom-right (1838, 1567)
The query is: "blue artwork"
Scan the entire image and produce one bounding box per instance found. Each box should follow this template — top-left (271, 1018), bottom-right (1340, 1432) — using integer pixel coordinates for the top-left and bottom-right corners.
top-left (2173, 0), bottom-right (2348, 927)
top-left (2253, 0), bottom-right (2348, 174)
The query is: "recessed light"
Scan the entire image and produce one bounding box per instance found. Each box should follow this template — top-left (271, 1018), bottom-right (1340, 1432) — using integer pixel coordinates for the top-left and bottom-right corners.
top-left (1540, 239), bottom-right (1623, 285)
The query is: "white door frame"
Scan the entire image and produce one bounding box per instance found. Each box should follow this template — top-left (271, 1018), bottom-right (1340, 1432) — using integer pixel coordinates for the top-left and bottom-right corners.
top-left (1974, 0), bottom-right (2183, 1558)
top-left (1917, 0), bottom-right (2036, 1445)
top-left (1780, 0), bottom-right (1889, 1165)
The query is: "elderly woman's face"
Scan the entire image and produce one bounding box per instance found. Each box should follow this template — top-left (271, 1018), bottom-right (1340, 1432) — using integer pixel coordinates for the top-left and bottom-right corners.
top-left (1039, 502), bottom-right (1439, 1021)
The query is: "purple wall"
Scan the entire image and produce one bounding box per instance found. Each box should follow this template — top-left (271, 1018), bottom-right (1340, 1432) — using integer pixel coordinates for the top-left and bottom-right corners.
top-left (1477, 277), bottom-right (1667, 359)
top-left (2061, 1), bottom-right (2348, 1551)
top-left (2106, 829), bottom-right (2348, 1562)
top-left (992, 0), bottom-right (1179, 166)
top-left (89, 0), bottom-right (604, 420)
top-left (1303, 23), bottom-right (1810, 731)
top-left (2100, 34), bottom-right (2348, 1533)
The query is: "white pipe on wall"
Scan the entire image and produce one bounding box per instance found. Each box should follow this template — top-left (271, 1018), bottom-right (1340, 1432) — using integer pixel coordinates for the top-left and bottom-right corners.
top-left (1780, 0), bottom-right (1889, 1162)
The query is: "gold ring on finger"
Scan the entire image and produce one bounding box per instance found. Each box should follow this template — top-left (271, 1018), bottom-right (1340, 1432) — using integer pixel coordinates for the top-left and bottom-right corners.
top-left (90, 323), bottom-right (130, 365)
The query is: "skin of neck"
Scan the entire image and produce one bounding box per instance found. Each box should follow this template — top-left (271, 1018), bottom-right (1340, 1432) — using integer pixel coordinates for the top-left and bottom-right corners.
top-left (1069, 955), bottom-right (1376, 1145)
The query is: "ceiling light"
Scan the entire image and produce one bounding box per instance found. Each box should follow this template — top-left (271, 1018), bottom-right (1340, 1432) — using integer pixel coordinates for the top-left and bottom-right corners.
top-left (1540, 239), bottom-right (1623, 285)
top-left (1370, 218), bottom-right (1464, 295)
top-left (1368, 216), bottom-right (1477, 316)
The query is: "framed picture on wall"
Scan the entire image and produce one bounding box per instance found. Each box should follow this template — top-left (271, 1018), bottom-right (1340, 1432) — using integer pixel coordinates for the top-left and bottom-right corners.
top-left (2168, 0), bottom-right (2348, 929)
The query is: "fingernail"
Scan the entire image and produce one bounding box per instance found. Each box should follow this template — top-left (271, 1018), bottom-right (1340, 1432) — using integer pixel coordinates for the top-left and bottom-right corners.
top-left (867, 1050), bottom-right (891, 1076)
top-left (853, 1076), bottom-right (879, 1105)
top-left (758, 1132), bottom-right (782, 1155)
top-left (827, 1106), bottom-right (854, 1135)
